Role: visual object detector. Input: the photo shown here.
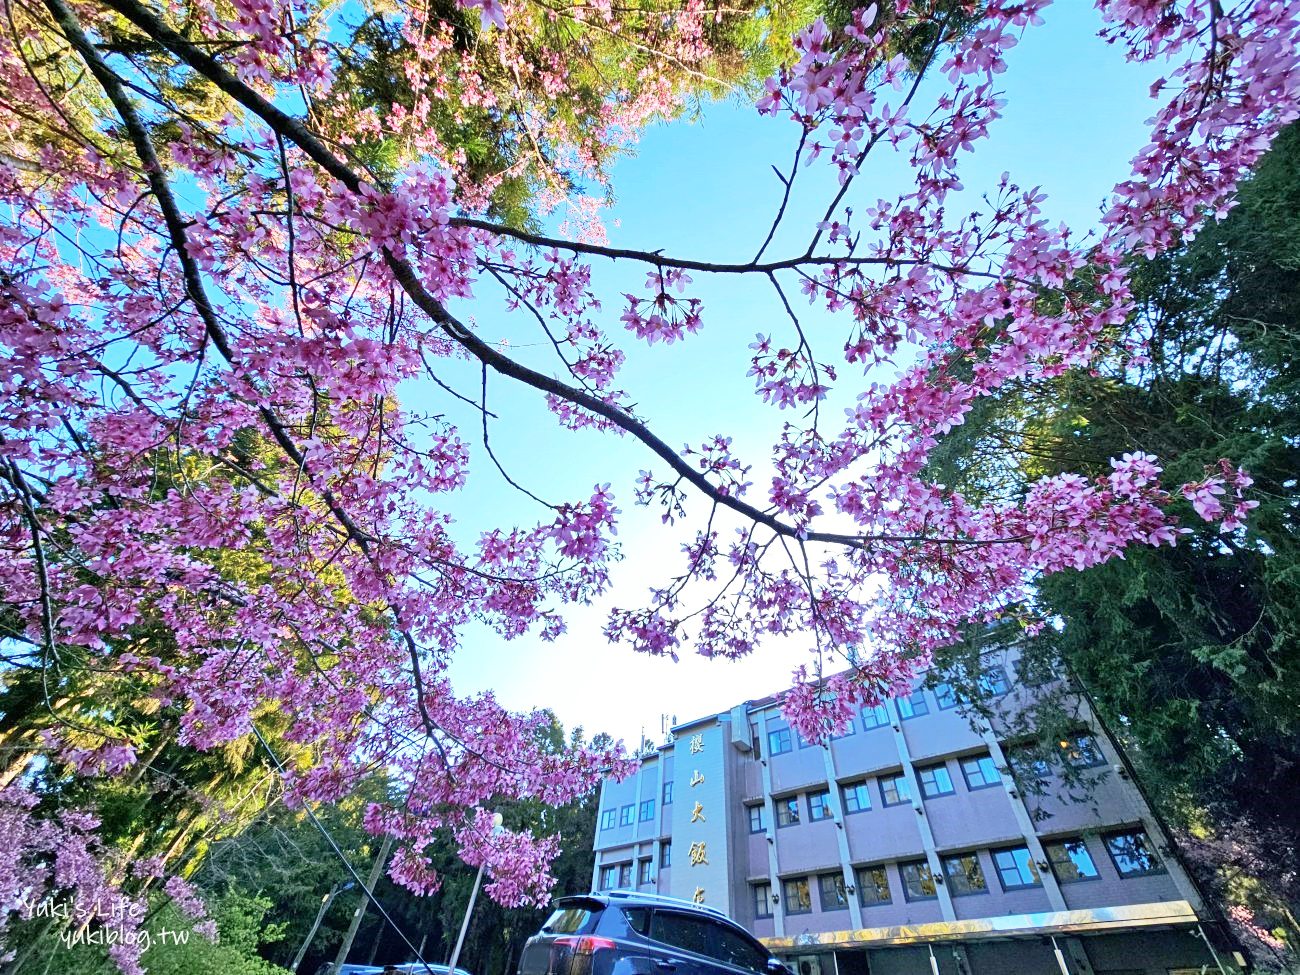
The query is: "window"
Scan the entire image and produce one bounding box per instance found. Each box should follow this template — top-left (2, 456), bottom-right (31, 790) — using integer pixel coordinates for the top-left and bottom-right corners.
top-left (978, 666), bottom-right (1009, 697)
top-left (1105, 830), bottom-right (1165, 877)
top-left (1044, 839), bottom-right (1099, 883)
top-left (650, 912), bottom-right (719, 958)
top-left (776, 796), bottom-right (800, 828)
top-left (768, 727), bottom-right (793, 756)
top-left (660, 841), bottom-right (671, 868)
top-left (991, 847), bottom-right (1041, 890)
top-left (598, 865), bottom-right (616, 890)
top-left (707, 925), bottom-right (770, 973)
top-left (663, 780), bottom-right (674, 805)
top-left (960, 754), bottom-right (1002, 789)
top-left (543, 905), bottom-right (594, 934)
top-left (918, 764), bottom-right (955, 798)
top-left (753, 883), bottom-right (773, 919)
top-left (1060, 733), bottom-right (1107, 769)
top-left (624, 908), bottom-right (651, 936)
top-left (818, 873), bottom-right (849, 910)
top-left (808, 789), bottom-right (833, 821)
top-left (841, 781), bottom-right (872, 814)
top-left (639, 858), bottom-right (653, 884)
top-left (1007, 745), bottom-right (1052, 783)
top-left (618, 862), bottom-right (633, 887)
top-left (897, 689), bottom-right (929, 719)
top-left (856, 865), bottom-right (892, 906)
top-left (619, 804), bottom-right (634, 826)
top-left (831, 720), bottom-right (855, 740)
top-left (934, 682), bottom-right (964, 710)
top-left (900, 860), bottom-right (938, 901)
top-left (880, 772), bottom-right (909, 806)
top-left (782, 878), bottom-right (812, 914)
top-left (862, 703), bottom-right (889, 730)
top-left (943, 853), bottom-right (988, 896)
top-left (1014, 656), bottom-right (1050, 687)
top-left (639, 799), bottom-right (655, 822)
top-left (748, 804), bottom-right (766, 833)
top-left (600, 809), bottom-right (617, 830)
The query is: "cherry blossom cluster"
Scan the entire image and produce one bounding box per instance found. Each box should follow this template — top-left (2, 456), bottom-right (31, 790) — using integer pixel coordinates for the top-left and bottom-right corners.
top-left (0, 786), bottom-right (149, 974)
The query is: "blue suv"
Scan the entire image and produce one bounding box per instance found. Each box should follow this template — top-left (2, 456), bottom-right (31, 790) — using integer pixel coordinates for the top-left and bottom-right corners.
top-left (517, 891), bottom-right (788, 975)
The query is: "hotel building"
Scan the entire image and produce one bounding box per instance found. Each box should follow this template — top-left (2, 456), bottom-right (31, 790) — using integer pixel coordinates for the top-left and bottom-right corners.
top-left (590, 646), bottom-right (1244, 975)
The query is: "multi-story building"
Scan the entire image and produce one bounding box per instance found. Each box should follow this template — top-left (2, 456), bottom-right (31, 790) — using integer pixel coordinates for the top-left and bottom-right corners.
top-left (590, 646), bottom-right (1245, 975)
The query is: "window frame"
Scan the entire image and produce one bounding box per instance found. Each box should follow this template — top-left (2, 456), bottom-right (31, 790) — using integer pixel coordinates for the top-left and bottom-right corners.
top-left (990, 846), bottom-right (1042, 891)
top-left (918, 763), bottom-right (956, 798)
top-left (978, 666), bottom-right (1010, 697)
top-left (807, 789), bottom-right (833, 822)
top-left (660, 841), bottom-right (671, 868)
top-left (1043, 838), bottom-right (1100, 884)
top-left (855, 865), bottom-right (892, 907)
top-left (753, 883), bottom-right (773, 920)
top-left (1014, 656), bottom-right (1050, 688)
top-left (899, 860), bottom-right (938, 902)
top-left (638, 858), bottom-right (653, 885)
top-left (663, 780), bottom-right (674, 805)
top-left (775, 795), bottom-right (801, 828)
top-left (1103, 829), bottom-right (1166, 878)
top-left (748, 803), bottom-right (766, 834)
top-left (861, 703), bottom-right (890, 730)
top-left (639, 798), bottom-right (655, 822)
top-left (598, 865), bottom-right (616, 890)
top-left (896, 689), bottom-right (930, 720)
top-left (942, 852), bottom-right (989, 897)
top-left (841, 781), bottom-right (872, 815)
top-left (767, 727), bottom-right (793, 756)
top-left (880, 772), bottom-right (910, 807)
top-left (600, 809), bottom-right (617, 830)
top-left (818, 873), bottom-right (849, 911)
top-left (934, 682), bottom-right (962, 710)
top-left (617, 862), bottom-right (633, 888)
top-left (1061, 733), bottom-right (1108, 770)
top-left (960, 754), bottom-right (1002, 790)
top-left (782, 877), bottom-right (813, 915)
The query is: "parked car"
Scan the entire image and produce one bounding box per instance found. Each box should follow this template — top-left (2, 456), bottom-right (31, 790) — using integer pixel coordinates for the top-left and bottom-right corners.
top-left (518, 891), bottom-right (790, 975)
top-left (385, 965), bottom-right (473, 975)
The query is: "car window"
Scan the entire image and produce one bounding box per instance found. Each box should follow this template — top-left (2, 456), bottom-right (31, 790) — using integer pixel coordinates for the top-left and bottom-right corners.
top-left (622, 907), bottom-right (651, 936)
top-left (543, 907), bottom-right (594, 934)
top-left (649, 912), bottom-right (713, 958)
top-left (707, 924), bottom-right (769, 972)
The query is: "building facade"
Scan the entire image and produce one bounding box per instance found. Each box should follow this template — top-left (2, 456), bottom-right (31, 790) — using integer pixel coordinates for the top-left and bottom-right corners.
top-left (590, 646), bottom-right (1245, 975)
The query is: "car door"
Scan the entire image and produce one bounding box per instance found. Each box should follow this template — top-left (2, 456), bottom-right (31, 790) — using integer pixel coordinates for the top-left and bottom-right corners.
top-left (699, 921), bottom-right (773, 975)
top-left (644, 910), bottom-right (720, 975)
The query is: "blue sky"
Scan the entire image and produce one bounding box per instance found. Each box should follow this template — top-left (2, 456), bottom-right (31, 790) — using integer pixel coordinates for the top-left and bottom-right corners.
top-left (435, 3), bottom-right (1164, 748)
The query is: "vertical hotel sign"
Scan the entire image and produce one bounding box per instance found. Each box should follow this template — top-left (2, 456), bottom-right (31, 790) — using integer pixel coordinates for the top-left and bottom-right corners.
top-left (670, 722), bottom-right (729, 914)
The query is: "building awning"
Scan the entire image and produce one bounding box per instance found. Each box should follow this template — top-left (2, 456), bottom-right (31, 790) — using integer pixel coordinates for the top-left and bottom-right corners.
top-left (761, 900), bottom-right (1200, 951)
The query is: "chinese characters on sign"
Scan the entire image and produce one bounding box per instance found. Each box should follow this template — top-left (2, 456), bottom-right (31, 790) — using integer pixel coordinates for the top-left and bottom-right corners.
top-left (686, 733), bottom-right (707, 904)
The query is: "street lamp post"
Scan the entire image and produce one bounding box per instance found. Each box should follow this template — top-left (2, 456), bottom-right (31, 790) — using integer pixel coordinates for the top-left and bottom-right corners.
top-left (291, 881), bottom-right (355, 973)
top-left (446, 812), bottom-right (503, 975)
